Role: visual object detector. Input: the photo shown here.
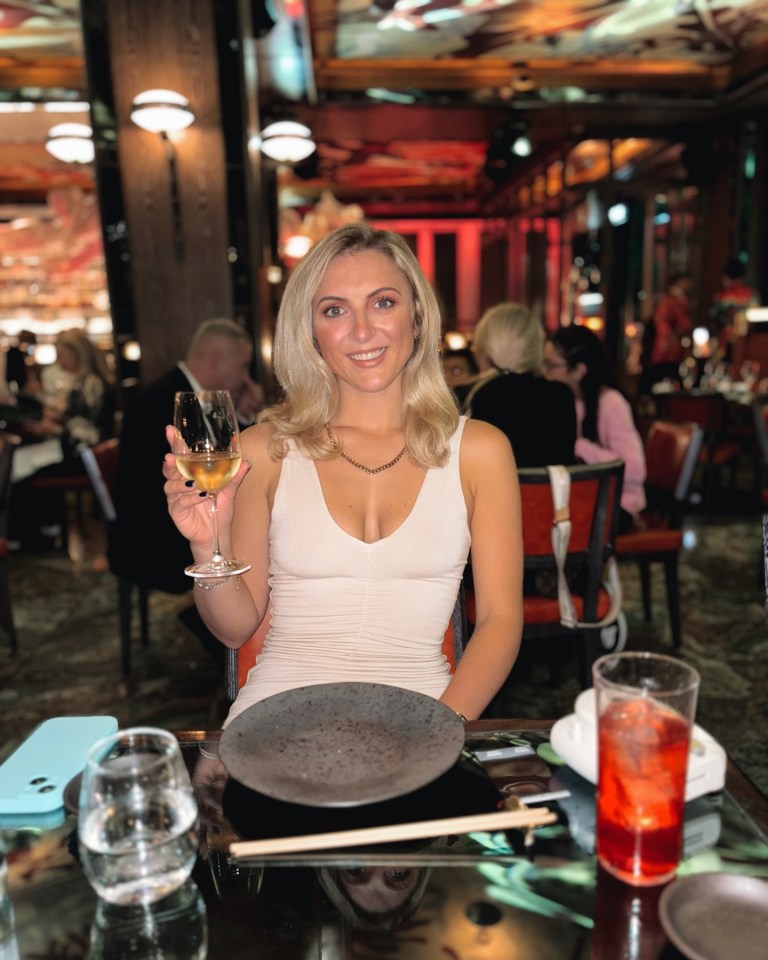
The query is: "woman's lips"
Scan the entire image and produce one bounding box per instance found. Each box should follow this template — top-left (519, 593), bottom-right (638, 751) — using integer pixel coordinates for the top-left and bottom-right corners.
top-left (348, 346), bottom-right (386, 362)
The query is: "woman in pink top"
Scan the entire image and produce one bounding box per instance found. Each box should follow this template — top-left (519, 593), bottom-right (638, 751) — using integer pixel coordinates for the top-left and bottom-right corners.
top-left (543, 325), bottom-right (646, 532)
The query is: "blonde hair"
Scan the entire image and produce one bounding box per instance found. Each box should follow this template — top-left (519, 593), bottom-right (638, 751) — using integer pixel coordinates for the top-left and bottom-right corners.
top-left (55, 329), bottom-right (114, 384)
top-left (464, 302), bottom-right (543, 410)
top-left (264, 223), bottom-right (458, 468)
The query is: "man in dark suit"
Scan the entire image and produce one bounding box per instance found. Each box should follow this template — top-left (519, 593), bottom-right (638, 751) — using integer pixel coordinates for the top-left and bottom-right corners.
top-left (109, 319), bottom-right (255, 644)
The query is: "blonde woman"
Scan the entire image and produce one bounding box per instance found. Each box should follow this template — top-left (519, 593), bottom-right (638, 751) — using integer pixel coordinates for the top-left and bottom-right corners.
top-left (9, 329), bottom-right (116, 545)
top-left (164, 224), bottom-right (522, 724)
top-left (465, 302), bottom-right (576, 467)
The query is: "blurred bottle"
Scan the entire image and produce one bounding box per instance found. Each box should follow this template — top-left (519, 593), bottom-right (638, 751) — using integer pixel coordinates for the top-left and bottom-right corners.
top-left (591, 865), bottom-right (669, 960)
top-left (88, 877), bottom-right (207, 959)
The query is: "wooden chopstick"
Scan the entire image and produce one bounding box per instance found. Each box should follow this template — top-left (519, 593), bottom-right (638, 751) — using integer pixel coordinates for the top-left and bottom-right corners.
top-left (229, 805), bottom-right (557, 859)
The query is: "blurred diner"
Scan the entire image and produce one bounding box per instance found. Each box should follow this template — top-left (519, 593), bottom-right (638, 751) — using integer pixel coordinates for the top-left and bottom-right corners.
top-left (544, 324), bottom-right (646, 532)
top-left (109, 318), bottom-right (257, 658)
top-left (709, 258), bottom-right (759, 363)
top-left (163, 223), bottom-right (524, 725)
top-left (441, 345), bottom-right (479, 407)
top-left (464, 302), bottom-right (577, 467)
top-left (8, 328), bottom-right (117, 548)
top-left (642, 273), bottom-right (693, 393)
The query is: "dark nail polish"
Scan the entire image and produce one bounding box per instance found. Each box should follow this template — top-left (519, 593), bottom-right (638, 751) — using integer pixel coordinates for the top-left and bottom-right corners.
top-left (185, 480), bottom-right (194, 487)
top-left (199, 491), bottom-right (207, 497)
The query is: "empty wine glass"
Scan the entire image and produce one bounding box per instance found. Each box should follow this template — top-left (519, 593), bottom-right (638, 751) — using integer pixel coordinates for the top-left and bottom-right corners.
top-left (78, 728), bottom-right (199, 906)
top-left (173, 390), bottom-right (251, 579)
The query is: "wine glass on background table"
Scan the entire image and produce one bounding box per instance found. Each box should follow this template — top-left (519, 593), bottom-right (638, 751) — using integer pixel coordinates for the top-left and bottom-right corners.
top-left (173, 390), bottom-right (251, 579)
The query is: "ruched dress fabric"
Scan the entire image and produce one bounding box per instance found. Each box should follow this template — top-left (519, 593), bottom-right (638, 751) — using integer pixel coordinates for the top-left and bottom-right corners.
top-left (225, 418), bottom-right (471, 725)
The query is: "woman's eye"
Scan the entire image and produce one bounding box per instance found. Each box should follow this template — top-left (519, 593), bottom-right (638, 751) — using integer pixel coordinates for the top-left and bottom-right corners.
top-left (373, 296), bottom-right (396, 310)
top-left (322, 304), bottom-right (344, 319)
top-left (385, 869), bottom-right (416, 889)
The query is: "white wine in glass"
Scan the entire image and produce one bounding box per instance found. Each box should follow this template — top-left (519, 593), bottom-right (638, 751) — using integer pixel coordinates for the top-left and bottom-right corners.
top-left (173, 390), bottom-right (251, 578)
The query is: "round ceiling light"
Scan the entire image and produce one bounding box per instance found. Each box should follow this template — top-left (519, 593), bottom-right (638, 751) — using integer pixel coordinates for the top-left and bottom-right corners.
top-left (260, 121), bottom-right (316, 164)
top-left (45, 123), bottom-right (95, 163)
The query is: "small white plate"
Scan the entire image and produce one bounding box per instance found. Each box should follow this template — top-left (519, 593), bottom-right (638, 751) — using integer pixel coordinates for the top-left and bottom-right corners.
top-left (659, 872), bottom-right (768, 960)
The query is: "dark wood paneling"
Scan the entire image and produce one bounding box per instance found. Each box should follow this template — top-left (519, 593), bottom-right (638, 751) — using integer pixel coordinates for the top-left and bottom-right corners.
top-left (107, 0), bottom-right (231, 382)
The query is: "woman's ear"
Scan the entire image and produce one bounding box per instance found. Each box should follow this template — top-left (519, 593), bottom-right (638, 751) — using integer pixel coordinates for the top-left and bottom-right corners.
top-left (572, 361), bottom-right (588, 382)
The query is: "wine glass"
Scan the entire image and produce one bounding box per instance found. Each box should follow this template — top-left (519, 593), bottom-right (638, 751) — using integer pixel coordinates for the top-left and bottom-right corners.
top-left (173, 390), bottom-right (251, 579)
top-left (78, 727), bottom-right (199, 906)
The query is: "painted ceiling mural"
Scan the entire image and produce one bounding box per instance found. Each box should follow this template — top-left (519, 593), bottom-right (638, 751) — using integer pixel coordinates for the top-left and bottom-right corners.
top-left (0, 1), bottom-right (82, 59)
top-left (331, 0), bottom-right (768, 65)
top-left (2, 1), bottom-right (768, 216)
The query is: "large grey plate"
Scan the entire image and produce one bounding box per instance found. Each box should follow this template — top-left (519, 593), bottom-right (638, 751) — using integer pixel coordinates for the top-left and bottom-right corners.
top-left (658, 872), bottom-right (768, 960)
top-left (219, 682), bottom-right (465, 807)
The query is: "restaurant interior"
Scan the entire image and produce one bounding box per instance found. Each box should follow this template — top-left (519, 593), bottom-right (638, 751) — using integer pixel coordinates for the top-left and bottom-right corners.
top-left (1, 2), bottom-right (768, 958)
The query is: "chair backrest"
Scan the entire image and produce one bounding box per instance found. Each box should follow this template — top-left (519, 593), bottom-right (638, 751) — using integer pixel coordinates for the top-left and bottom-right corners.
top-left (655, 390), bottom-right (728, 438)
top-left (518, 460), bottom-right (624, 623)
top-left (644, 419), bottom-right (704, 503)
top-left (224, 586), bottom-right (469, 703)
top-left (80, 438), bottom-right (120, 522)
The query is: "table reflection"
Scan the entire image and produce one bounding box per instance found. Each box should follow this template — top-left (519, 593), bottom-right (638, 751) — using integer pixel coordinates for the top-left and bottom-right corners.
top-left (3, 725), bottom-right (768, 959)
top-left (88, 878), bottom-right (207, 959)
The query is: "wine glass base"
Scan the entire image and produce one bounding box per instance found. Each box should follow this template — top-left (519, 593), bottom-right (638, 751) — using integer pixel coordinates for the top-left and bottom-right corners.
top-left (185, 560), bottom-right (251, 579)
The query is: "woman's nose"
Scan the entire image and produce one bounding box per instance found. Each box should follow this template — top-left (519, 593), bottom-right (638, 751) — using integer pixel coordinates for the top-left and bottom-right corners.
top-left (349, 310), bottom-right (374, 341)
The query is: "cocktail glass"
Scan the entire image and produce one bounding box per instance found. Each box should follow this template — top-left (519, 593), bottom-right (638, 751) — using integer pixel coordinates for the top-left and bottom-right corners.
top-left (593, 651), bottom-right (700, 886)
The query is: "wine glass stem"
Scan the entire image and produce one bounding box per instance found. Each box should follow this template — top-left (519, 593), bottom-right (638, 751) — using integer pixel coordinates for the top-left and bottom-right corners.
top-left (208, 492), bottom-right (223, 562)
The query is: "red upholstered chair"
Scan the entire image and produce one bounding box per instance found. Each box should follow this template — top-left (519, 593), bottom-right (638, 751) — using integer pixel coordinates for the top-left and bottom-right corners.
top-left (517, 460), bottom-right (625, 689)
top-left (615, 419), bottom-right (703, 648)
top-left (655, 390), bottom-right (741, 513)
top-left (224, 587), bottom-right (469, 702)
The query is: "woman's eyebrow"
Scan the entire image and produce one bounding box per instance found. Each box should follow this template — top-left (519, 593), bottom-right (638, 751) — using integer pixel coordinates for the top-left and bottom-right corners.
top-left (315, 285), bottom-right (402, 305)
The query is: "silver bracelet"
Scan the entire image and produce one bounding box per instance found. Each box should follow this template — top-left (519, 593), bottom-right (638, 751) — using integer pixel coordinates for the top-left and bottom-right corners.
top-left (194, 576), bottom-right (241, 591)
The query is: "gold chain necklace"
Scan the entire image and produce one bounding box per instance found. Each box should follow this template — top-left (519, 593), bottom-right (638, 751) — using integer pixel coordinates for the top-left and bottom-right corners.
top-left (324, 422), bottom-right (407, 475)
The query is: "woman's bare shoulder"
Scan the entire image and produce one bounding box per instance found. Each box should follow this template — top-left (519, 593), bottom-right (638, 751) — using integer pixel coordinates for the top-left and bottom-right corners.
top-left (241, 421), bottom-right (281, 471)
top-left (461, 417), bottom-right (515, 461)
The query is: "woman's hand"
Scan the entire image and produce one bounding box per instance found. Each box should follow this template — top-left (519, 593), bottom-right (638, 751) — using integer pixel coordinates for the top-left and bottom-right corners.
top-left (162, 423), bottom-right (250, 551)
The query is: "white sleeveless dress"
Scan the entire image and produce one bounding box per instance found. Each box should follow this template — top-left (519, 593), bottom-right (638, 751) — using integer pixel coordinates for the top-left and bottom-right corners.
top-left (225, 417), bottom-right (471, 725)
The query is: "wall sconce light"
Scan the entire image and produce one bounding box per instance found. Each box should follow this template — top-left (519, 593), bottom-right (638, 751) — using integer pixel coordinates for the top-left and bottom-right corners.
top-left (260, 121), bottom-right (316, 164)
top-left (45, 123), bottom-right (95, 163)
top-left (130, 89), bottom-right (195, 134)
top-left (130, 89), bottom-right (195, 259)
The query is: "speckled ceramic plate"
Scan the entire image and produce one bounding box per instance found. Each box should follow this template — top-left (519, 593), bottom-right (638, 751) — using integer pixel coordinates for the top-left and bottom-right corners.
top-left (659, 873), bottom-right (768, 960)
top-left (219, 682), bottom-right (466, 807)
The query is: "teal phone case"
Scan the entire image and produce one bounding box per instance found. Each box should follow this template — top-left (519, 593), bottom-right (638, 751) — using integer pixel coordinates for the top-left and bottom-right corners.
top-left (0, 716), bottom-right (118, 816)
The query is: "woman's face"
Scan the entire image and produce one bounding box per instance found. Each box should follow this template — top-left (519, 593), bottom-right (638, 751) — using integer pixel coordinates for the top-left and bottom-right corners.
top-left (56, 343), bottom-right (80, 373)
top-left (339, 866), bottom-right (419, 914)
top-left (312, 249), bottom-right (416, 400)
top-left (442, 355), bottom-right (474, 386)
top-left (543, 341), bottom-right (579, 393)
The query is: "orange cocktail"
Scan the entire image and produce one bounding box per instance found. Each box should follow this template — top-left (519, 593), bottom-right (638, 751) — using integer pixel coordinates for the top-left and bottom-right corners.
top-left (593, 653), bottom-right (700, 887)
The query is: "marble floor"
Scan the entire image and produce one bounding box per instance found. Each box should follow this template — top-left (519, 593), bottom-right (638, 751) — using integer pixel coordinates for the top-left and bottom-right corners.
top-left (1, 487), bottom-right (767, 795)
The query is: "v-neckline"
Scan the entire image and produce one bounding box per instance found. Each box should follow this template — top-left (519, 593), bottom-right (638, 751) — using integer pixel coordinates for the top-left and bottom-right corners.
top-left (311, 460), bottom-right (430, 546)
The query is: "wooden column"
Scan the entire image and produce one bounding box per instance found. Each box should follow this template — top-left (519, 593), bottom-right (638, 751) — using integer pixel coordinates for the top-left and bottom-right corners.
top-left (107, 0), bottom-right (231, 382)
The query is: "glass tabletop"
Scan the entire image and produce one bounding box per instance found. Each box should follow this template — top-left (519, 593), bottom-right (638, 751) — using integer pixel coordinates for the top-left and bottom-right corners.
top-left (1, 722), bottom-right (767, 959)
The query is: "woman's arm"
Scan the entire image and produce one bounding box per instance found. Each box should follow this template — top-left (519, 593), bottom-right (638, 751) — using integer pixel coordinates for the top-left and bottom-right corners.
top-left (576, 390), bottom-right (646, 486)
top-left (440, 419), bottom-right (523, 720)
top-left (162, 422), bottom-right (276, 648)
